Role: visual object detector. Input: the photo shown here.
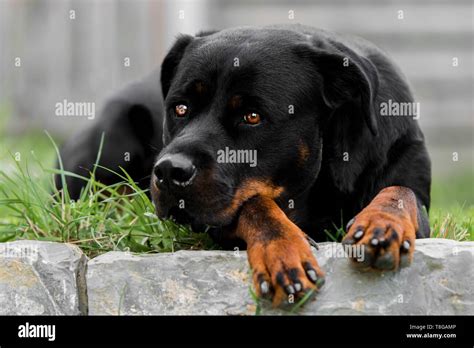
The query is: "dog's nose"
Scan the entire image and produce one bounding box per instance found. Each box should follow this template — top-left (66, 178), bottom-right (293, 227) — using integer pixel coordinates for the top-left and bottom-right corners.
top-left (154, 154), bottom-right (197, 187)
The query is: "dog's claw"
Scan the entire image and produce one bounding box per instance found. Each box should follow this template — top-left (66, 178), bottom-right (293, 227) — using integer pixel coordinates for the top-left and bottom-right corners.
top-left (260, 281), bottom-right (269, 295)
top-left (353, 229), bottom-right (364, 240)
top-left (305, 234), bottom-right (319, 250)
top-left (294, 283), bottom-right (302, 292)
top-left (346, 217), bottom-right (355, 231)
top-left (285, 285), bottom-right (296, 295)
top-left (306, 269), bottom-right (317, 283)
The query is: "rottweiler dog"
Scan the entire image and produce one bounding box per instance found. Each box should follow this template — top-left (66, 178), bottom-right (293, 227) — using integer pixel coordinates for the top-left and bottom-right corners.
top-left (56, 24), bottom-right (431, 305)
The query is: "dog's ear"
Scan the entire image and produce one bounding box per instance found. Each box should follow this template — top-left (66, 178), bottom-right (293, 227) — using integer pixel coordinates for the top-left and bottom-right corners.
top-left (161, 34), bottom-right (194, 99)
top-left (195, 29), bottom-right (219, 37)
top-left (294, 42), bottom-right (381, 194)
top-left (161, 30), bottom-right (220, 99)
top-left (294, 42), bottom-right (379, 136)
top-left (127, 104), bottom-right (155, 146)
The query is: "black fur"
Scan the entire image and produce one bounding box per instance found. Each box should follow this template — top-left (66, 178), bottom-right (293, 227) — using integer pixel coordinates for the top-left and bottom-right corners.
top-left (56, 24), bottom-right (431, 242)
top-left (55, 70), bottom-right (164, 199)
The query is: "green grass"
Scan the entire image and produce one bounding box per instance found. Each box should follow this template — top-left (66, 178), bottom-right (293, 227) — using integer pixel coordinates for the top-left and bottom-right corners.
top-left (430, 205), bottom-right (473, 241)
top-left (0, 132), bottom-right (214, 257)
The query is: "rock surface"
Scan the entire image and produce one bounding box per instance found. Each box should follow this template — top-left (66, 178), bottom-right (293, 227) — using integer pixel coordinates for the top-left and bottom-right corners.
top-left (0, 239), bottom-right (472, 315)
top-left (86, 239), bottom-right (474, 315)
top-left (0, 241), bottom-right (87, 315)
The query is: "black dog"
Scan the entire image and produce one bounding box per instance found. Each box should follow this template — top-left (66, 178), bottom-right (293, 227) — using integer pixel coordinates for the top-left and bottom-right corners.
top-left (57, 24), bottom-right (431, 305)
top-left (55, 70), bottom-right (164, 199)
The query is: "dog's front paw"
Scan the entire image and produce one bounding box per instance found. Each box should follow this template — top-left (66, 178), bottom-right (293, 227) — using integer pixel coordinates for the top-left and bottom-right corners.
top-left (342, 206), bottom-right (416, 270)
top-left (248, 226), bottom-right (325, 307)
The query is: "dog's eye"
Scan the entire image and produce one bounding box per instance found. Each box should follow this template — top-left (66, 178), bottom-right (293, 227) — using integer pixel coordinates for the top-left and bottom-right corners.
top-left (174, 104), bottom-right (188, 117)
top-left (243, 112), bottom-right (261, 125)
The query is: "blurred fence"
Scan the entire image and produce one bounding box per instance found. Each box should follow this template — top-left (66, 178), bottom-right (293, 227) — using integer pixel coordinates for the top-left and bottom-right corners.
top-left (0, 0), bottom-right (472, 177)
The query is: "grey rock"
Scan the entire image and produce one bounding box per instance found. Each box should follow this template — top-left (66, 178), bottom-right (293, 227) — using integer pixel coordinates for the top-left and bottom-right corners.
top-left (304, 239), bottom-right (473, 315)
top-left (0, 241), bottom-right (88, 315)
top-left (87, 250), bottom-right (255, 315)
top-left (86, 238), bottom-right (474, 315)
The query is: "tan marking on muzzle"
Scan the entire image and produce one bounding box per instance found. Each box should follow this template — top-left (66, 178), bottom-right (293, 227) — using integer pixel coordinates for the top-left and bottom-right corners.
top-left (217, 179), bottom-right (284, 220)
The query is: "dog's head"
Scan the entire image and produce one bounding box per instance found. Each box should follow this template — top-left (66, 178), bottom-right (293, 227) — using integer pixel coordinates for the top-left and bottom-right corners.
top-left (151, 25), bottom-right (379, 227)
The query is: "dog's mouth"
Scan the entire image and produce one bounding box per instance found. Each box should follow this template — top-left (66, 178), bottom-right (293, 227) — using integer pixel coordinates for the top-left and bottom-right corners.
top-left (151, 173), bottom-right (239, 229)
top-left (163, 205), bottom-right (233, 234)
top-left (152, 176), bottom-right (285, 231)
top-left (155, 198), bottom-right (236, 232)
top-left (167, 206), bottom-right (194, 225)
